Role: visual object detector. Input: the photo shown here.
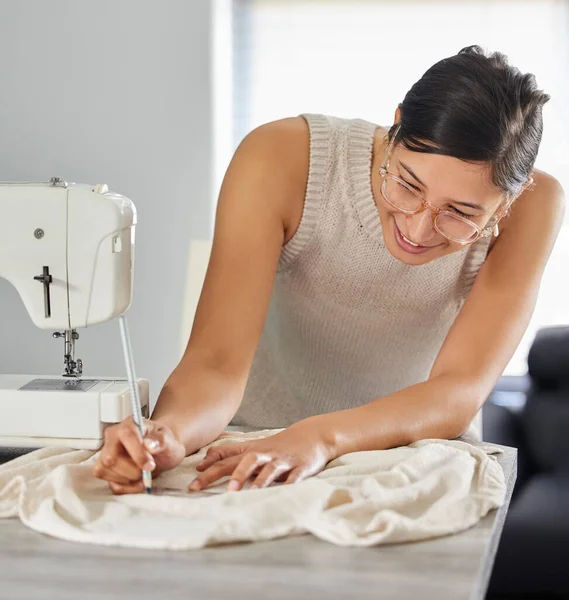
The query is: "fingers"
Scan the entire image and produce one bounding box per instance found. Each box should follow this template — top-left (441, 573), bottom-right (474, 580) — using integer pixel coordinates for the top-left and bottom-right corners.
top-left (284, 467), bottom-right (304, 485)
top-left (189, 456), bottom-right (241, 491)
top-left (116, 421), bottom-right (155, 471)
top-left (144, 437), bottom-right (161, 454)
top-left (101, 419), bottom-right (155, 470)
top-left (100, 426), bottom-right (124, 467)
top-left (109, 480), bottom-right (146, 495)
top-left (195, 443), bottom-right (246, 472)
top-left (190, 449), bottom-right (309, 492)
top-left (225, 452), bottom-right (272, 492)
top-left (94, 418), bottom-right (157, 489)
top-left (250, 461), bottom-right (291, 489)
top-left (93, 454), bottom-right (142, 484)
top-left (195, 447), bottom-right (227, 472)
top-left (142, 422), bottom-right (170, 455)
top-left (93, 465), bottom-right (135, 485)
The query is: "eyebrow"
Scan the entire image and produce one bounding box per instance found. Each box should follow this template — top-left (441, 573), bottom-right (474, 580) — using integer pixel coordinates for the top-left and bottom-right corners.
top-left (398, 160), bottom-right (489, 212)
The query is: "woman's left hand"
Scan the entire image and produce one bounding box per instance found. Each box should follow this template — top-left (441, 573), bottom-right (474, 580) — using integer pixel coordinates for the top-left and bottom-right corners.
top-left (188, 421), bottom-right (335, 492)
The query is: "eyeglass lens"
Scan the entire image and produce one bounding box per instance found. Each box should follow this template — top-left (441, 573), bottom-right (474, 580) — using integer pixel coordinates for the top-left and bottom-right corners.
top-left (382, 177), bottom-right (478, 242)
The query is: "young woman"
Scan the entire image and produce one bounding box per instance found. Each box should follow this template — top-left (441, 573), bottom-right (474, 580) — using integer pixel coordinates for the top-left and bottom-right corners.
top-left (94, 45), bottom-right (565, 494)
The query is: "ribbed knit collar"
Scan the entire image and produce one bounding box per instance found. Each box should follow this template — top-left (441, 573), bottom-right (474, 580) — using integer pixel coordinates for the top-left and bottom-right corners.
top-left (347, 118), bottom-right (383, 240)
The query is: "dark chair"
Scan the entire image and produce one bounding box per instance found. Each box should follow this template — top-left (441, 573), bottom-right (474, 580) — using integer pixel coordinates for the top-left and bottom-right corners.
top-left (484, 326), bottom-right (569, 600)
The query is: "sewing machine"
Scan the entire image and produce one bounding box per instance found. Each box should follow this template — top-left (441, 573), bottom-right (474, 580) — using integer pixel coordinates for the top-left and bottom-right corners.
top-left (0, 178), bottom-right (149, 450)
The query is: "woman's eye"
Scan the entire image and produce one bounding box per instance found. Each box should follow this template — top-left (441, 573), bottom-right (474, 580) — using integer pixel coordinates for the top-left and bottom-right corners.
top-left (450, 206), bottom-right (474, 219)
top-left (399, 180), bottom-right (418, 192)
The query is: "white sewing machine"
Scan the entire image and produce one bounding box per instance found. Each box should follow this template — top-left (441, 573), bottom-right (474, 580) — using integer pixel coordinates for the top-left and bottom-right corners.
top-left (0, 178), bottom-right (149, 450)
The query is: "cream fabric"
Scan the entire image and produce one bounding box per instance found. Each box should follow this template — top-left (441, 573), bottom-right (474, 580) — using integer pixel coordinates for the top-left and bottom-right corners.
top-left (0, 429), bottom-right (505, 550)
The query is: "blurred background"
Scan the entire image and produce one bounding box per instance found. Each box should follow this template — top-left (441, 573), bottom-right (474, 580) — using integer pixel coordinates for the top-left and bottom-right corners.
top-left (0, 0), bottom-right (567, 396)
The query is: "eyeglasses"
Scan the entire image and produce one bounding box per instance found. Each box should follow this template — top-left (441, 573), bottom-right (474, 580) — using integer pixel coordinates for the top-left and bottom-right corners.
top-left (378, 125), bottom-right (498, 245)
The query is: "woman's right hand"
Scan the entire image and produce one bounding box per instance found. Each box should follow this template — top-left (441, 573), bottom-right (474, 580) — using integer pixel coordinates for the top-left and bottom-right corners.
top-left (92, 417), bottom-right (186, 495)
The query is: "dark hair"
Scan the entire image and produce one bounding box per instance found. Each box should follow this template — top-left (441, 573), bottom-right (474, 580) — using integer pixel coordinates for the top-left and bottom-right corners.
top-left (389, 45), bottom-right (550, 200)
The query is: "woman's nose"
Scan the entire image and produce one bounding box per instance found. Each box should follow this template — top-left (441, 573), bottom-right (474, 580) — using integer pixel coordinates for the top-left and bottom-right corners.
top-left (405, 210), bottom-right (436, 243)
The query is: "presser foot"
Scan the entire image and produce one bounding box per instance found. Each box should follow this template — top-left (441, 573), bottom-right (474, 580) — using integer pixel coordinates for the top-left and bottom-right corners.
top-left (53, 329), bottom-right (83, 377)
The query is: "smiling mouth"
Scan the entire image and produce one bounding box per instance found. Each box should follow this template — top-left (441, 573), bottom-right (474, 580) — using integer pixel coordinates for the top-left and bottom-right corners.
top-left (393, 220), bottom-right (441, 252)
top-left (401, 233), bottom-right (437, 249)
top-left (395, 223), bottom-right (438, 248)
top-left (400, 232), bottom-right (421, 247)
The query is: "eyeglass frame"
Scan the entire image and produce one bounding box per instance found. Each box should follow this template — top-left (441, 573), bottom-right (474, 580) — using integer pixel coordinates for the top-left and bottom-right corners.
top-left (378, 124), bottom-right (508, 245)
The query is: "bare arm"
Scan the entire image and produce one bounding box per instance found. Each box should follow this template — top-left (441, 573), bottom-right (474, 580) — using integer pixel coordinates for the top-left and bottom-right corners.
top-left (306, 170), bottom-right (566, 457)
top-left (152, 118), bottom-right (309, 455)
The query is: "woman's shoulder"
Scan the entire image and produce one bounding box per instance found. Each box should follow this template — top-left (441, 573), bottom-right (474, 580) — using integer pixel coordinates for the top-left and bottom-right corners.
top-left (500, 169), bottom-right (565, 235)
top-left (244, 113), bottom-right (381, 145)
top-left (237, 117), bottom-right (310, 186)
top-left (484, 168), bottom-right (564, 260)
top-left (242, 116), bottom-right (309, 152)
top-left (530, 169), bottom-right (565, 203)
top-left (234, 118), bottom-right (311, 242)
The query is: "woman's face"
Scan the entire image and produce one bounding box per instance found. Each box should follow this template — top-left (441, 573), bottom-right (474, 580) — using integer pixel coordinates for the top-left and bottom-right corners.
top-left (371, 131), bottom-right (505, 266)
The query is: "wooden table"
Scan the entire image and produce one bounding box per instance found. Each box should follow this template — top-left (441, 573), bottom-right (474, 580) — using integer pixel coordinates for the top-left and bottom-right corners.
top-left (0, 433), bottom-right (516, 600)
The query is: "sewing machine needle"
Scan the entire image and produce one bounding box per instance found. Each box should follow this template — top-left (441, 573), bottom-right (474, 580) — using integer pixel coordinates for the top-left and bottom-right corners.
top-left (118, 315), bottom-right (152, 494)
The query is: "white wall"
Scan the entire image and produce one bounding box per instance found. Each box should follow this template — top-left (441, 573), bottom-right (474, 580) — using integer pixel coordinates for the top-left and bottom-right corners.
top-left (0, 0), bottom-right (214, 406)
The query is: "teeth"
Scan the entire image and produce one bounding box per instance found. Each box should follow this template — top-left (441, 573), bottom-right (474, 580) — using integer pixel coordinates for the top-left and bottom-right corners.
top-left (401, 233), bottom-right (420, 247)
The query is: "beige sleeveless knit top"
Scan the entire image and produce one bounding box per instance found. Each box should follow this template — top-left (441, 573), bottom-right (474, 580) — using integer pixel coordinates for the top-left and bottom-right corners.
top-left (231, 114), bottom-right (492, 439)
